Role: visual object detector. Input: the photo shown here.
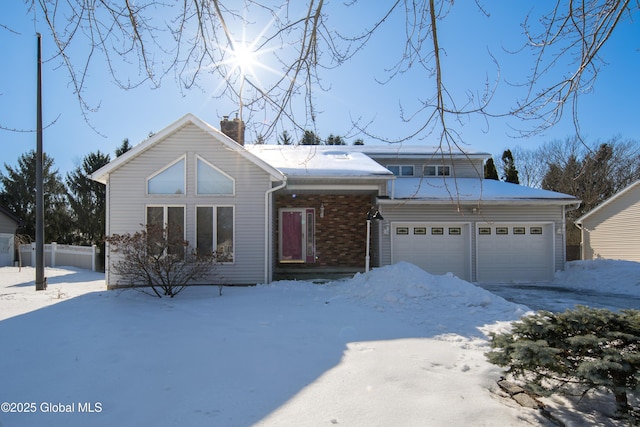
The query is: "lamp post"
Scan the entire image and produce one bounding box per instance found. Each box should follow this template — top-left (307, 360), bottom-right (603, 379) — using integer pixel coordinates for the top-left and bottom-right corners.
top-left (365, 208), bottom-right (384, 273)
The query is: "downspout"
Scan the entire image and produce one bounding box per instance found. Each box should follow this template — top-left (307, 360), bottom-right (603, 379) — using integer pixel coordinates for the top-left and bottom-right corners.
top-left (264, 177), bottom-right (287, 284)
top-left (564, 202), bottom-right (581, 263)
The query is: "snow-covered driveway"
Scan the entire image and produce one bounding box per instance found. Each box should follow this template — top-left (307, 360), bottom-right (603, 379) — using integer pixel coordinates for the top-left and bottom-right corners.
top-left (478, 259), bottom-right (640, 312)
top-left (479, 282), bottom-right (640, 312)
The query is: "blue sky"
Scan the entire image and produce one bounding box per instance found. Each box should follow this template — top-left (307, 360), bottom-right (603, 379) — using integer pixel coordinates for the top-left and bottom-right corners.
top-left (1, 2), bottom-right (638, 177)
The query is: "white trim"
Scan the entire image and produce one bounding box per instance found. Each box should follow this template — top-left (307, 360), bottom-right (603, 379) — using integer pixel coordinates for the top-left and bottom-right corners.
top-left (576, 180), bottom-right (640, 224)
top-left (195, 205), bottom-right (235, 264)
top-left (390, 221), bottom-right (472, 281)
top-left (195, 155), bottom-right (236, 196)
top-left (145, 204), bottom-right (187, 248)
top-left (91, 113), bottom-right (285, 184)
top-left (475, 221), bottom-right (555, 282)
top-left (146, 155), bottom-right (187, 196)
top-left (265, 180), bottom-right (287, 283)
top-left (286, 184), bottom-right (382, 191)
top-left (278, 208), bottom-right (315, 263)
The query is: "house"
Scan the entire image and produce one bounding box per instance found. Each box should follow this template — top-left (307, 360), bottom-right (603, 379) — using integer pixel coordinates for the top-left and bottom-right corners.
top-left (575, 180), bottom-right (640, 262)
top-left (0, 205), bottom-right (21, 267)
top-left (92, 113), bottom-right (579, 287)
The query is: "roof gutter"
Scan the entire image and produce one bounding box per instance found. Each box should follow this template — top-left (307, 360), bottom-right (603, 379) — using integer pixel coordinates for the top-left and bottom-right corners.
top-left (264, 177), bottom-right (287, 284)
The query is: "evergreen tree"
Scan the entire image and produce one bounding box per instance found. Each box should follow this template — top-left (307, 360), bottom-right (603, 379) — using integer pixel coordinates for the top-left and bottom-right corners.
top-left (0, 151), bottom-right (72, 243)
top-left (484, 157), bottom-right (499, 180)
top-left (487, 306), bottom-right (640, 418)
top-left (115, 138), bottom-right (132, 157)
top-left (326, 134), bottom-right (345, 145)
top-left (353, 138), bottom-right (364, 146)
top-left (66, 151), bottom-right (110, 245)
top-left (501, 149), bottom-right (519, 184)
top-left (300, 130), bottom-right (321, 145)
top-left (277, 130), bottom-right (293, 145)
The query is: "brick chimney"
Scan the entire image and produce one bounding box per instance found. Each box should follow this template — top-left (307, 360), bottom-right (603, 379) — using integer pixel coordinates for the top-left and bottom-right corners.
top-left (220, 115), bottom-right (245, 146)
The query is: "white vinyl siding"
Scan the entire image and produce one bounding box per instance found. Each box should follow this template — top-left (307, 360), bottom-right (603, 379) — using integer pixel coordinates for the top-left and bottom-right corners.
top-left (106, 123), bottom-right (272, 285)
top-left (580, 183), bottom-right (640, 262)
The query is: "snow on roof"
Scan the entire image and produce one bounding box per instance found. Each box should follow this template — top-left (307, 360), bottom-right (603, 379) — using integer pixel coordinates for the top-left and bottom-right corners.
top-left (386, 178), bottom-right (579, 204)
top-left (357, 145), bottom-right (490, 158)
top-left (245, 145), bottom-right (394, 178)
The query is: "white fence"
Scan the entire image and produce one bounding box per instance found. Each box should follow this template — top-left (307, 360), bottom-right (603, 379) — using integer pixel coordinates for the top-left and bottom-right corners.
top-left (19, 243), bottom-right (100, 272)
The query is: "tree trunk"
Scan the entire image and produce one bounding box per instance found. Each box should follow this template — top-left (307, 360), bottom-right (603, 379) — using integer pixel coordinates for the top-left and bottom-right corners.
top-left (614, 390), bottom-right (630, 415)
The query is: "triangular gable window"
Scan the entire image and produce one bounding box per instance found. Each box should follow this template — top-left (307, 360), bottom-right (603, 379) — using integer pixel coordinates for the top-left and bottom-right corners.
top-left (197, 157), bottom-right (234, 195)
top-left (147, 157), bottom-right (185, 195)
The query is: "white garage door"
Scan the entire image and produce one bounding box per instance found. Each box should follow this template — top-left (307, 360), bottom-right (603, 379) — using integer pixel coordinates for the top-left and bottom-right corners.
top-left (476, 223), bottom-right (554, 282)
top-left (392, 223), bottom-right (471, 281)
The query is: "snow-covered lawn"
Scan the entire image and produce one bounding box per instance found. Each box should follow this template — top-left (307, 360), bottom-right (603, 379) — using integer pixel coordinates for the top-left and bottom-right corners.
top-left (1, 261), bottom-right (638, 426)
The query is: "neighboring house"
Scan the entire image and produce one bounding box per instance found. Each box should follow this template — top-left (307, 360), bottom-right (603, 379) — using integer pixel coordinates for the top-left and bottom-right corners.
top-left (575, 180), bottom-right (640, 262)
top-left (0, 205), bottom-right (20, 267)
top-left (92, 114), bottom-right (579, 287)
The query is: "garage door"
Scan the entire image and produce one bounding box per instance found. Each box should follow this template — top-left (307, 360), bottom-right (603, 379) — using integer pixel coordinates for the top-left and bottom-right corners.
top-left (392, 223), bottom-right (471, 281)
top-left (476, 223), bottom-right (554, 282)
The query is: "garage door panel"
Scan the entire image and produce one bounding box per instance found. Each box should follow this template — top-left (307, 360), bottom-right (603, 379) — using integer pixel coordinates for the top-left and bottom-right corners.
top-left (392, 223), bottom-right (470, 281)
top-left (477, 223), bottom-right (553, 282)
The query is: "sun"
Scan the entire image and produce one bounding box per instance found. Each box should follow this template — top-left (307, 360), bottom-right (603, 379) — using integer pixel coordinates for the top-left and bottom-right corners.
top-left (231, 41), bottom-right (257, 77)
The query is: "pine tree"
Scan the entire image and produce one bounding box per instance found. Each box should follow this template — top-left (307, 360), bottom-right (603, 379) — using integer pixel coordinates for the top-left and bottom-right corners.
top-left (300, 130), bottom-right (321, 145)
top-left (277, 130), bottom-right (293, 145)
top-left (66, 151), bottom-right (110, 245)
top-left (326, 134), bottom-right (345, 145)
top-left (115, 138), bottom-right (132, 157)
top-left (484, 157), bottom-right (499, 180)
top-left (487, 306), bottom-right (640, 417)
top-left (501, 149), bottom-right (520, 184)
top-left (0, 151), bottom-right (72, 242)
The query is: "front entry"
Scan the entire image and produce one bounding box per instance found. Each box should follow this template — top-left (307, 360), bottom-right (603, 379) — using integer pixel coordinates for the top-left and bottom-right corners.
top-left (279, 208), bottom-right (315, 263)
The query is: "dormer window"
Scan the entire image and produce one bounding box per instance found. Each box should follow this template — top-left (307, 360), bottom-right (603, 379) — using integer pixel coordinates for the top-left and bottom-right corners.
top-left (147, 157), bottom-right (186, 195)
top-left (424, 165), bottom-right (451, 177)
top-left (387, 165), bottom-right (414, 177)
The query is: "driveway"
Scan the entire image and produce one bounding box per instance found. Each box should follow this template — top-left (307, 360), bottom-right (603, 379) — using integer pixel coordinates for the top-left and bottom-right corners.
top-left (478, 282), bottom-right (640, 312)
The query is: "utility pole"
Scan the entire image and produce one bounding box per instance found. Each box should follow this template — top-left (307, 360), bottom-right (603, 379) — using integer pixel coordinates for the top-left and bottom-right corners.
top-left (35, 33), bottom-right (46, 291)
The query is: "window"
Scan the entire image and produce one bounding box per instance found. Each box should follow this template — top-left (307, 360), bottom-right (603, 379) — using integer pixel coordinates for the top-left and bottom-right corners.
top-left (424, 165), bottom-right (451, 177)
top-left (147, 157), bottom-right (185, 195)
top-left (387, 165), bottom-right (414, 176)
top-left (197, 157), bottom-right (234, 195)
top-left (513, 227), bottom-right (526, 235)
top-left (146, 206), bottom-right (185, 256)
top-left (414, 227), bottom-right (427, 235)
top-left (197, 206), bottom-right (234, 262)
top-left (530, 227), bottom-right (543, 235)
top-left (431, 227), bottom-right (444, 235)
top-left (496, 227), bottom-right (509, 235)
top-left (396, 227), bottom-right (409, 235)
top-left (449, 227), bottom-right (461, 235)
top-left (479, 227), bottom-right (491, 235)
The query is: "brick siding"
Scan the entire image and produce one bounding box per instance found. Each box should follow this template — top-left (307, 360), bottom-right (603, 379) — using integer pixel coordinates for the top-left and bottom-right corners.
top-left (276, 193), bottom-right (375, 267)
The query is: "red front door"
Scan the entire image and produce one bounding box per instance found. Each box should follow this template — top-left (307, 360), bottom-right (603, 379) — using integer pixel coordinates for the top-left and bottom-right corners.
top-left (280, 209), bottom-right (315, 263)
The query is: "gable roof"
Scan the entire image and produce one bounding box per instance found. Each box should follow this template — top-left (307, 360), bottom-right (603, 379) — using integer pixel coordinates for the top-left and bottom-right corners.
top-left (0, 205), bottom-right (21, 225)
top-left (245, 145), bottom-right (393, 179)
top-left (91, 114), bottom-right (285, 184)
top-left (575, 180), bottom-right (640, 224)
top-left (384, 178), bottom-right (579, 205)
